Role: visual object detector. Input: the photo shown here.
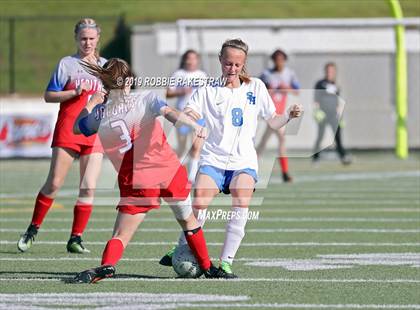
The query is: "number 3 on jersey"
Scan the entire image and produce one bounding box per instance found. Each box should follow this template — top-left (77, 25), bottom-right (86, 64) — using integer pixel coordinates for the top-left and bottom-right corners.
top-left (231, 108), bottom-right (243, 127)
top-left (110, 120), bottom-right (132, 154)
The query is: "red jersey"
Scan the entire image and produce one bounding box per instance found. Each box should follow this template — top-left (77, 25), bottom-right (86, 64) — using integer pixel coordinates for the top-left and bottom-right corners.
top-left (46, 54), bottom-right (107, 148)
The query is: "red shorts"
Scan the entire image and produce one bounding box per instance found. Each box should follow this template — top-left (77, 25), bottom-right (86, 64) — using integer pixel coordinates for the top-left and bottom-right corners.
top-left (53, 142), bottom-right (103, 156)
top-left (117, 165), bottom-right (191, 215)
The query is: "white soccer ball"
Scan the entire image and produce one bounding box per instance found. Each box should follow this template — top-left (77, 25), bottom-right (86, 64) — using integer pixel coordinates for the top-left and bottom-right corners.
top-left (172, 244), bottom-right (204, 278)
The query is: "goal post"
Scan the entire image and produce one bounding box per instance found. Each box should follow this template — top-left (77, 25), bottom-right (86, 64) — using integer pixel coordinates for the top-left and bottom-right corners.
top-left (388, 0), bottom-right (408, 159)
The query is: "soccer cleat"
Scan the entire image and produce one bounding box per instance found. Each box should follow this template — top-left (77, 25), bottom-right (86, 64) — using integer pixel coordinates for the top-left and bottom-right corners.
top-left (218, 260), bottom-right (239, 279)
top-left (282, 172), bottom-right (293, 183)
top-left (67, 235), bottom-right (90, 254)
top-left (203, 262), bottom-right (238, 279)
top-left (17, 224), bottom-right (38, 252)
top-left (159, 246), bottom-right (176, 266)
top-left (341, 154), bottom-right (352, 166)
top-left (73, 265), bottom-right (115, 283)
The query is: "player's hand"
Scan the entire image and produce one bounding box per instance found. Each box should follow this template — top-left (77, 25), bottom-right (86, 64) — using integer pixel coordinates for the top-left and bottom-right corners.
top-left (288, 103), bottom-right (303, 119)
top-left (194, 125), bottom-right (207, 139)
top-left (90, 91), bottom-right (107, 105)
top-left (184, 108), bottom-right (200, 121)
top-left (75, 81), bottom-right (91, 96)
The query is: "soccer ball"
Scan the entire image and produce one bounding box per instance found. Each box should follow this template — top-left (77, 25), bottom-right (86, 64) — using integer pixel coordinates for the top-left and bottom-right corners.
top-left (172, 244), bottom-right (204, 278)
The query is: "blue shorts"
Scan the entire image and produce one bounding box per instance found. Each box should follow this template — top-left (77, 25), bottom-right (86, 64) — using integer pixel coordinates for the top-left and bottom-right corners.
top-left (178, 118), bottom-right (206, 135)
top-left (198, 165), bottom-right (258, 195)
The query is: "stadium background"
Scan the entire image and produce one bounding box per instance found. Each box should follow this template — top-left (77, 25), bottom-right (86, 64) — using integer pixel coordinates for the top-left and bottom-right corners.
top-left (0, 1), bottom-right (419, 309)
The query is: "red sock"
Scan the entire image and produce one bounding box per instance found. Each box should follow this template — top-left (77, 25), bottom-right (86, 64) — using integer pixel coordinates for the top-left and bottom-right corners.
top-left (185, 227), bottom-right (211, 270)
top-left (71, 201), bottom-right (93, 236)
top-left (101, 238), bottom-right (124, 266)
top-left (279, 157), bottom-right (289, 173)
top-left (31, 192), bottom-right (54, 229)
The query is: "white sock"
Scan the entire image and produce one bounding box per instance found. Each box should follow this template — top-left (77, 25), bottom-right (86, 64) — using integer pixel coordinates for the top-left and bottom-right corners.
top-left (188, 158), bottom-right (199, 183)
top-left (220, 207), bottom-right (248, 264)
top-left (177, 208), bottom-right (207, 246)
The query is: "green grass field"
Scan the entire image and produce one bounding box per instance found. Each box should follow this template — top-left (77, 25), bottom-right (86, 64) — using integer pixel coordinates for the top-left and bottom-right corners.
top-left (0, 152), bottom-right (419, 309)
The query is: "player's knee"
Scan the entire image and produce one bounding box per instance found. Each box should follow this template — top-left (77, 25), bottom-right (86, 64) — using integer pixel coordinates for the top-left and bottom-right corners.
top-left (231, 195), bottom-right (252, 207)
top-left (170, 196), bottom-right (193, 220)
top-left (43, 178), bottom-right (64, 195)
top-left (78, 187), bottom-right (95, 198)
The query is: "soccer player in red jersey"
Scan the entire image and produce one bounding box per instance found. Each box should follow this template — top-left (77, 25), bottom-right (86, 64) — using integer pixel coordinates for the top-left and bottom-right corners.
top-left (256, 50), bottom-right (300, 182)
top-left (17, 18), bottom-right (106, 254)
top-left (72, 59), bottom-right (229, 282)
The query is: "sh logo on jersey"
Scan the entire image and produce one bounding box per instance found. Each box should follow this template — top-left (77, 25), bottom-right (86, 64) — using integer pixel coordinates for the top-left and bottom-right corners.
top-left (246, 92), bottom-right (256, 105)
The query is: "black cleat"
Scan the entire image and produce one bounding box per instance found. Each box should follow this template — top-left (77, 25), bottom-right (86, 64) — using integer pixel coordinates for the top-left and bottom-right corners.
top-left (73, 265), bottom-right (115, 283)
top-left (159, 246), bottom-right (176, 267)
top-left (282, 172), bottom-right (293, 183)
top-left (203, 263), bottom-right (238, 279)
top-left (67, 235), bottom-right (90, 254)
top-left (17, 224), bottom-right (38, 252)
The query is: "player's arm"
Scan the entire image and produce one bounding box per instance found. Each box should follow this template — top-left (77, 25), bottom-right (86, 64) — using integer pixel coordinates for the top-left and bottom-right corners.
top-left (267, 104), bottom-right (303, 130)
top-left (166, 87), bottom-right (191, 98)
top-left (44, 81), bottom-right (91, 103)
top-left (161, 106), bottom-right (207, 138)
top-left (73, 91), bottom-right (106, 136)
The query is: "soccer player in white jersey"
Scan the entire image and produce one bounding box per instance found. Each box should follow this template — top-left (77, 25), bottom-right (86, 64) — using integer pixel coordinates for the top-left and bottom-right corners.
top-left (167, 50), bottom-right (207, 182)
top-left (160, 39), bottom-right (303, 277)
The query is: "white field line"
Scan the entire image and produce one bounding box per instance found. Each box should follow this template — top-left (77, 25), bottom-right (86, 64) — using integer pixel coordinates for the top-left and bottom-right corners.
top-left (2, 217), bottom-right (419, 223)
top-left (2, 228), bottom-right (419, 233)
top-left (1, 253), bottom-right (420, 262)
top-left (0, 277), bottom-right (419, 284)
top-left (270, 170), bottom-right (420, 184)
top-left (1, 240), bottom-right (420, 247)
top-left (1, 208), bottom-right (419, 214)
top-left (0, 293), bottom-right (419, 309)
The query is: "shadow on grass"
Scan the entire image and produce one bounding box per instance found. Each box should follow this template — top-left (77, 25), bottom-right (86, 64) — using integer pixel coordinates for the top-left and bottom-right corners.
top-left (0, 270), bottom-right (174, 284)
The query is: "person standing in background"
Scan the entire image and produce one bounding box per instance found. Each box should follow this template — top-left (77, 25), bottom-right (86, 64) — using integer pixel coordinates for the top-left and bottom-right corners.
top-left (166, 50), bottom-right (207, 182)
top-left (312, 62), bottom-right (351, 165)
top-left (256, 49), bottom-right (300, 182)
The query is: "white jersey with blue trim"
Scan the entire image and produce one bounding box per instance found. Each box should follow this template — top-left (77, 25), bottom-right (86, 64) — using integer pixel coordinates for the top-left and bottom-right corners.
top-left (168, 69), bottom-right (207, 110)
top-left (186, 77), bottom-right (276, 172)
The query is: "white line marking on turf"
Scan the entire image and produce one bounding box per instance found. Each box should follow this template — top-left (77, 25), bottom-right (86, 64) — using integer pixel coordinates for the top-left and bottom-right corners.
top-left (2, 240), bottom-right (420, 247)
top-left (1, 254), bottom-right (420, 263)
top-left (2, 228), bottom-right (419, 233)
top-left (245, 253), bottom-right (420, 271)
top-left (270, 170), bottom-right (420, 184)
top-left (1, 217), bottom-right (419, 223)
top-left (0, 293), bottom-right (419, 309)
top-left (0, 278), bottom-right (419, 284)
top-left (0, 292), bottom-right (249, 309)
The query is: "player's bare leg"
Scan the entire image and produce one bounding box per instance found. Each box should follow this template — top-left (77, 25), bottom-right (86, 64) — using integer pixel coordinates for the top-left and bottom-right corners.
top-left (160, 174), bottom-right (218, 264)
top-left (18, 147), bottom-right (76, 252)
top-left (218, 173), bottom-right (255, 278)
top-left (67, 152), bottom-right (103, 254)
top-left (276, 126), bottom-right (292, 182)
top-left (187, 133), bottom-right (204, 182)
top-left (176, 131), bottom-right (187, 157)
top-left (74, 212), bottom-right (146, 283)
